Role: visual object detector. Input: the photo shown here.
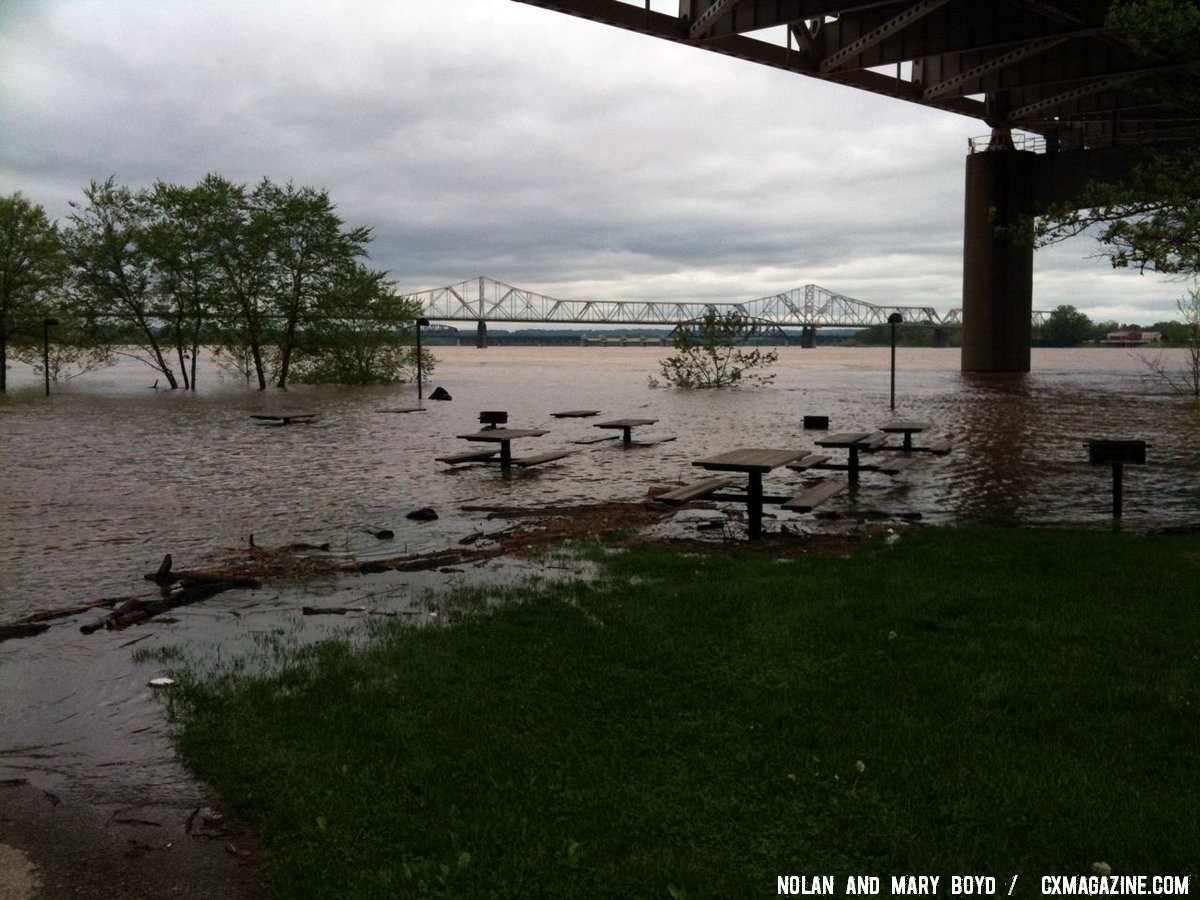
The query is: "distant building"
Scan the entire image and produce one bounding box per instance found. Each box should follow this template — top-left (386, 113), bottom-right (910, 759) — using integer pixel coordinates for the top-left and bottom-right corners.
top-left (1102, 330), bottom-right (1162, 347)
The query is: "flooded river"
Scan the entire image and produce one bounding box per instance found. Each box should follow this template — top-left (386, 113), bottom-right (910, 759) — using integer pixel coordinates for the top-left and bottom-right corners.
top-left (1, 344), bottom-right (1199, 808)
top-left (3, 344), bottom-right (1198, 620)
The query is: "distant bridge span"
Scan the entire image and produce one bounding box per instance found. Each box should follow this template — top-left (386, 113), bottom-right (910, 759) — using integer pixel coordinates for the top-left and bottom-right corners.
top-left (410, 277), bottom-right (1046, 340)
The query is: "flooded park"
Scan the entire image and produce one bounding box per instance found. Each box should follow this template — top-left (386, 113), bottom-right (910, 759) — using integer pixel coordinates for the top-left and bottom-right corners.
top-left (3, 344), bottom-right (1199, 617)
top-left (1, 343), bottom-right (1199, 816)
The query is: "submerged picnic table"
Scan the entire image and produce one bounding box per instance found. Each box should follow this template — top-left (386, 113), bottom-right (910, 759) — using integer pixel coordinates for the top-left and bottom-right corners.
top-left (813, 431), bottom-right (890, 484)
top-left (593, 417), bottom-right (658, 446)
top-left (454, 427), bottom-right (549, 469)
top-left (250, 413), bottom-right (318, 426)
top-left (878, 420), bottom-right (953, 454)
top-left (879, 420), bottom-right (931, 451)
top-left (692, 448), bottom-right (808, 539)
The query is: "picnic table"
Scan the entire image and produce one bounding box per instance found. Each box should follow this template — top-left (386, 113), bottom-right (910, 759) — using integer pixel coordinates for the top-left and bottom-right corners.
top-left (879, 420), bottom-right (931, 451)
top-left (594, 417), bottom-right (658, 446)
top-left (878, 420), bottom-right (953, 454)
top-left (692, 447), bottom-right (808, 539)
top-left (455, 427), bottom-right (549, 469)
top-left (813, 431), bottom-right (889, 484)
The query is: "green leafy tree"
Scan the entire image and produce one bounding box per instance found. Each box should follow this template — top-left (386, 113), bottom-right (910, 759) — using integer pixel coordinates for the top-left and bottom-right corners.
top-left (254, 180), bottom-right (373, 390)
top-left (290, 266), bottom-right (430, 386)
top-left (64, 178), bottom-right (184, 387)
top-left (143, 180), bottom-right (226, 390)
top-left (59, 174), bottom-right (403, 390)
top-left (1037, 304), bottom-right (1095, 347)
top-left (655, 310), bottom-right (778, 389)
top-left (202, 175), bottom-right (276, 389)
top-left (0, 193), bottom-right (65, 391)
top-left (1035, 1), bottom-right (1200, 276)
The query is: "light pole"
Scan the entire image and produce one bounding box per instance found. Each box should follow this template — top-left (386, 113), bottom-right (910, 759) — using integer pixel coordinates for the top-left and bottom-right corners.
top-left (415, 316), bottom-right (429, 401)
top-left (42, 317), bottom-right (59, 397)
top-left (887, 312), bottom-right (903, 411)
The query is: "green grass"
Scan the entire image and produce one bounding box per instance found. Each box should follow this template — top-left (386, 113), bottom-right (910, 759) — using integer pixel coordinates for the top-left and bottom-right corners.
top-left (167, 526), bottom-right (1200, 899)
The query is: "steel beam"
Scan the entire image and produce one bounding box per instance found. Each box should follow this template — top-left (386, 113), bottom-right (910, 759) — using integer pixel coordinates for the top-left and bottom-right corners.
top-left (819, 0), bottom-right (953, 74)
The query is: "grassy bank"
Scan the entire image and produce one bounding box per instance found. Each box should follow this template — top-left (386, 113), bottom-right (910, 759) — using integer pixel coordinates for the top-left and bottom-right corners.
top-left (168, 526), bottom-right (1200, 899)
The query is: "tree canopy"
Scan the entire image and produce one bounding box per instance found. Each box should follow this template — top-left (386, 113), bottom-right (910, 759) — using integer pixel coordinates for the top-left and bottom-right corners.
top-left (3, 175), bottom-right (429, 391)
top-left (1036, 305), bottom-right (1094, 347)
top-left (1035, 1), bottom-right (1200, 277)
top-left (654, 310), bottom-right (778, 389)
top-left (0, 193), bottom-right (65, 392)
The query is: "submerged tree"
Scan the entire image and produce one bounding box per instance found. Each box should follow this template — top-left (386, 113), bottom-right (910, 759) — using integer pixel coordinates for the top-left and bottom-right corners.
top-left (64, 178), bottom-right (185, 387)
top-left (289, 265), bottom-right (430, 386)
top-left (0, 193), bottom-right (65, 392)
top-left (56, 174), bottom-right (422, 389)
top-left (1138, 281), bottom-right (1200, 399)
top-left (255, 179), bottom-right (373, 390)
top-left (655, 310), bottom-right (778, 389)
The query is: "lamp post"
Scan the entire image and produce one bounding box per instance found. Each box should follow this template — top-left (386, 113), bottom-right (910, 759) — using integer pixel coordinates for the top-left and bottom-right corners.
top-left (415, 316), bottom-right (429, 401)
top-left (42, 317), bottom-right (59, 397)
top-left (887, 312), bottom-right (903, 411)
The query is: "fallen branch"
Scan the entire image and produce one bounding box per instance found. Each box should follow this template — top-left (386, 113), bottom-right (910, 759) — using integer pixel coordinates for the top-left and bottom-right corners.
top-left (83, 570), bottom-right (262, 634)
top-left (9, 597), bottom-right (124, 626)
top-left (145, 554), bottom-right (263, 589)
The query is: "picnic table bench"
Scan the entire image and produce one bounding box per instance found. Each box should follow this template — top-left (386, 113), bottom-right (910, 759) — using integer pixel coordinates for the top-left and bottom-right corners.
top-left (656, 476), bottom-right (739, 506)
top-left (780, 480), bottom-right (847, 512)
top-left (511, 449), bottom-right (580, 468)
top-left (436, 449), bottom-right (499, 465)
top-left (250, 413), bottom-right (318, 426)
top-left (551, 409), bottom-right (602, 418)
top-left (786, 453), bottom-right (830, 472)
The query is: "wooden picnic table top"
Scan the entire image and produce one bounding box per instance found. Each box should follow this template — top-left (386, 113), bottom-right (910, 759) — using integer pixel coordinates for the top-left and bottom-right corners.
top-left (815, 431), bottom-right (882, 448)
top-left (693, 448), bottom-right (807, 473)
top-left (595, 417), bottom-right (658, 429)
top-left (879, 420), bottom-right (931, 433)
top-left (457, 428), bottom-right (549, 442)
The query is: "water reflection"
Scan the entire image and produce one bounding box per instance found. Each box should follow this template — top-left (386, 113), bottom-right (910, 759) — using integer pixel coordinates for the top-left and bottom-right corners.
top-left (954, 373), bottom-right (1042, 523)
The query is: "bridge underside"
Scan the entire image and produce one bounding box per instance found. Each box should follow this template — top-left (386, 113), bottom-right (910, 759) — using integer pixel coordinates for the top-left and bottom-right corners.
top-left (511, 0), bottom-right (1200, 371)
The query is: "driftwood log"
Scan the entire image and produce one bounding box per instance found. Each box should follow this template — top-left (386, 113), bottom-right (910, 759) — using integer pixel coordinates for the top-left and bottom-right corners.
top-left (78, 556), bottom-right (262, 634)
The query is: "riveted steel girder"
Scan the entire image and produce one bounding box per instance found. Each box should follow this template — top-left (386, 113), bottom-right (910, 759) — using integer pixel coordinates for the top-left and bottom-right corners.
top-left (512, 0), bottom-right (1200, 150)
top-left (408, 277), bottom-right (1049, 329)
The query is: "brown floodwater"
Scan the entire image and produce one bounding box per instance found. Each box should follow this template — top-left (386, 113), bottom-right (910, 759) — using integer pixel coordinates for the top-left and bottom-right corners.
top-left (2, 344), bottom-right (1199, 809)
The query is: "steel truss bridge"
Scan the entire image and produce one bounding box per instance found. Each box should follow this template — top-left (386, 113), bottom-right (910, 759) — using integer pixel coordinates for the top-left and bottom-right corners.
top-left (410, 276), bottom-right (1047, 329)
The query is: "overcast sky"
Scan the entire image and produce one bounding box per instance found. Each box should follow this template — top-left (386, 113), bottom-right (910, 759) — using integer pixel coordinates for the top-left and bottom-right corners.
top-left (0, 0), bottom-right (1187, 324)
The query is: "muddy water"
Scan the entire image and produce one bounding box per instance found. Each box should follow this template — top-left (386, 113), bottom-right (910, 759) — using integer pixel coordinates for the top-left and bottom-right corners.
top-left (2, 345), bottom-right (1199, 808)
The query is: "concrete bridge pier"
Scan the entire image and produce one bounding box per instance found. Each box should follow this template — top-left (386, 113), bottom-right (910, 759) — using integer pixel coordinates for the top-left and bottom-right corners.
top-left (476, 320), bottom-right (487, 349)
top-left (933, 326), bottom-right (949, 348)
top-left (961, 148), bottom-right (1035, 373)
top-left (800, 326), bottom-right (817, 349)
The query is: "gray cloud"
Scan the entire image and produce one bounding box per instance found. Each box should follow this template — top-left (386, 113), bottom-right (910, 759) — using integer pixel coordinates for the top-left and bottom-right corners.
top-left (0, 0), bottom-right (1185, 323)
